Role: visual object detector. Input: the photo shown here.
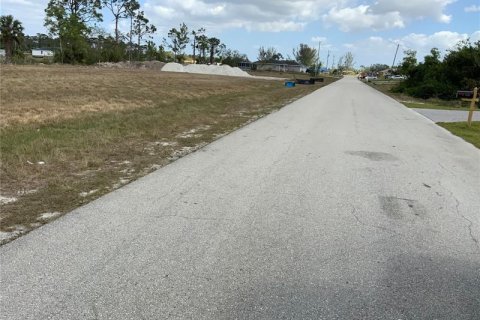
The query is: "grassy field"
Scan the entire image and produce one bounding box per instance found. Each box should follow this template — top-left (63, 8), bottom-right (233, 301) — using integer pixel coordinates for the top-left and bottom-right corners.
top-left (437, 122), bottom-right (480, 148)
top-left (0, 64), bottom-right (336, 242)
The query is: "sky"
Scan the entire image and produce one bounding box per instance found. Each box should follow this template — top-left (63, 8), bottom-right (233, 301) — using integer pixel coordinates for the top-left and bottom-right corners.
top-left (1, 0), bottom-right (479, 67)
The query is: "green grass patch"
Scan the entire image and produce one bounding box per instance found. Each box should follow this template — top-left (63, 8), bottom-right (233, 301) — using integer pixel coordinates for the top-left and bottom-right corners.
top-left (437, 122), bottom-right (480, 148)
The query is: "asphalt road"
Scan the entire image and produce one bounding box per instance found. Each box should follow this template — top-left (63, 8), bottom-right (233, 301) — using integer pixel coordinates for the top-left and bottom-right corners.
top-left (412, 108), bottom-right (480, 122)
top-left (1, 77), bottom-right (479, 320)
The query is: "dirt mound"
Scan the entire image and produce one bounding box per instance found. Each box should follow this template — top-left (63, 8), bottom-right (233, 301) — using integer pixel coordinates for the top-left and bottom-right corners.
top-left (96, 61), bottom-right (165, 70)
top-left (162, 62), bottom-right (184, 72)
top-left (163, 63), bottom-right (251, 77)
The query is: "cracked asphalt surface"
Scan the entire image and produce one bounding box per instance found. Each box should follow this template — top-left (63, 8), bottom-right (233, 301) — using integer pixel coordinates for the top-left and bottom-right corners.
top-left (1, 76), bottom-right (479, 319)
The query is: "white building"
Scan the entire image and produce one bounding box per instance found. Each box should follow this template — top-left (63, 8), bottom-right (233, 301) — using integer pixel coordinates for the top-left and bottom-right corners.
top-left (32, 49), bottom-right (54, 57)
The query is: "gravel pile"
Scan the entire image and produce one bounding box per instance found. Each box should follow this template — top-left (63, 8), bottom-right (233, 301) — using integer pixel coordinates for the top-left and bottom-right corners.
top-left (162, 62), bottom-right (184, 72)
top-left (162, 63), bottom-right (251, 78)
top-left (97, 61), bottom-right (165, 70)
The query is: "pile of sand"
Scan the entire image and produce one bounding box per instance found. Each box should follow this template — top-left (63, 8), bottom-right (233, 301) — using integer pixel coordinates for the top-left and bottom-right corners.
top-left (97, 61), bottom-right (165, 70)
top-left (162, 63), bottom-right (251, 78)
top-left (161, 62), bottom-right (184, 72)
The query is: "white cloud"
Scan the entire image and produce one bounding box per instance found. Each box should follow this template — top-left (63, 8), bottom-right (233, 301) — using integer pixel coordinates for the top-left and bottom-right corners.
top-left (0, 0), bottom-right (48, 35)
top-left (323, 0), bottom-right (454, 32)
top-left (144, 0), bottom-right (335, 33)
top-left (399, 31), bottom-right (469, 51)
top-left (311, 36), bottom-right (327, 43)
top-left (248, 21), bottom-right (306, 32)
top-left (368, 36), bottom-right (385, 44)
top-left (323, 5), bottom-right (404, 32)
top-left (350, 30), bottom-right (479, 66)
top-left (1, 0), bottom-right (38, 5)
top-left (369, 31), bottom-right (473, 54)
top-left (465, 5), bottom-right (480, 12)
top-left (472, 31), bottom-right (480, 42)
top-left (310, 36), bottom-right (336, 52)
top-left (150, 5), bottom-right (177, 19)
top-left (373, 0), bottom-right (454, 23)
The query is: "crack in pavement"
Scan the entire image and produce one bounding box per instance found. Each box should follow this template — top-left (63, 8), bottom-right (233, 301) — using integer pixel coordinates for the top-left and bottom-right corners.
top-left (439, 180), bottom-right (480, 253)
top-left (453, 197), bottom-right (480, 253)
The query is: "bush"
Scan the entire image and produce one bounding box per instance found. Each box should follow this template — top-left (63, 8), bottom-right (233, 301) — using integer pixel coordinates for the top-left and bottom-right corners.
top-left (394, 41), bottom-right (480, 100)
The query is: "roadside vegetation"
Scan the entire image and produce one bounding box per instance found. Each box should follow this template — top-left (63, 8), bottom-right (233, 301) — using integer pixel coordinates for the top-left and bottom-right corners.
top-left (437, 122), bottom-right (480, 148)
top-left (0, 64), bottom-right (337, 242)
top-left (364, 41), bottom-right (479, 148)
top-left (393, 41), bottom-right (479, 100)
top-left (366, 39), bottom-right (479, 104)
top-left (368, 81), bottom-right (472, 110)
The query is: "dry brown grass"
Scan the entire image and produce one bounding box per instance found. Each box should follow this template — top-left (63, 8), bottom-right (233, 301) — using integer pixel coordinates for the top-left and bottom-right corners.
top-left (0, 64), bottom-right (284, 126)
top-left (0, 64), bottom-right (336, 243)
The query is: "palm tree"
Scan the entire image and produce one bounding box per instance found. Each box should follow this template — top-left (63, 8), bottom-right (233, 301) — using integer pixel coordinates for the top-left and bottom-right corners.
top-left (208, 37), bottom-right (220, 64)
top-left (0, 15), bottom-right (24, 63)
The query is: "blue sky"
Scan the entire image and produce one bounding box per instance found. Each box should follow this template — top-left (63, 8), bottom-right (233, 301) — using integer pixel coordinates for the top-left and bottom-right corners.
top-left (1, 0), bottom-right (479, 67)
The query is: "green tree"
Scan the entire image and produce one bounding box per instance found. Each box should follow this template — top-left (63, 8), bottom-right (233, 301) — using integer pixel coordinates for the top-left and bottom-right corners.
top-left (166, 22), bottom-right (189, 62)
top-left (398, 49), bottom-right (417, 76)
top-left (335, 52), bottom-right (355, 72)
top-left (293, 43), bottom-right (317, 67)
top-left (196, 34), bottom-right (209, 63)
top-left (132, 11), bottom-right (156, 60)
top-left (0, 15), bottom-right (24, 63)
top-left (222, 49), bottom-right (249, 67)
top-left (337, 56), bottom-right (344, 71)
top-left (102, 0), bottom-right (139, 43)
top-left (156, 44), bottom-right (173, 62)
top-left (367, 63), bottom-right (390, 72)
top-left (144, 40), bottom-right (157, 60)
top-left (45, 0), bottom-right (103, 63)
top-left (393, 44), bottom-right (480, 99)
top-left (343, 51), bottom-right (355, 70)
top-left (191, 27), bottom-right (205, 64)
top-left (443, 40), bottom-right (480, 89)
top-left (208, 37), bottom-right (221, 64)
top-left (257, 46), bottom-right (282, 62)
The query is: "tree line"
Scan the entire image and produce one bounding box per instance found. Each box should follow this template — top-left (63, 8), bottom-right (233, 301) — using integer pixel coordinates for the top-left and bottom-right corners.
top-left (0, 0), bottom-right (250, 66)
top-left (394, 40), bottom-right (480, 99)
top-left (1, 0), bottom-right (358, 72)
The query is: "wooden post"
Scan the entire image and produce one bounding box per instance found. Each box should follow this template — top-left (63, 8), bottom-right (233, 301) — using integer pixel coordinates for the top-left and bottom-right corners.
top-left (467, 87), bottom-right (478, 127)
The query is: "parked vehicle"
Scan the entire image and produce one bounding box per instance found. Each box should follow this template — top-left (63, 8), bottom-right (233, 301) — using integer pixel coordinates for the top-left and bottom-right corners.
top-left (365, 75), bottom-right (378, 81)
top-left (390, 75), bottom-right (406, 80)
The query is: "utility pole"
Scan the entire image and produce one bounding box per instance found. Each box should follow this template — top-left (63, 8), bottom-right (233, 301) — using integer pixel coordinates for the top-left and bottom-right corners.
top-left (326, 50), bottom-right (330, 72)
top-left (332, 55), bottom-right (335, 70)
top-left (317, 41), bottom-right (321, 76)
top-left (391, 43), bottom-right (400, 69)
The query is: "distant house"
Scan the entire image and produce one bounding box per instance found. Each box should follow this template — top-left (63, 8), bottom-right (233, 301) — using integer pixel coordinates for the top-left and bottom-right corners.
top-left (254, 60), bottom-right (307, 73)
top-left (32, 49), bottom-right (54, 58)
top-left (0, 49), bottom-right (5, 57)
top-left (378, 68), bottom-right (393, 77)
top-left (238, 61), bottom-right (252, 70)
